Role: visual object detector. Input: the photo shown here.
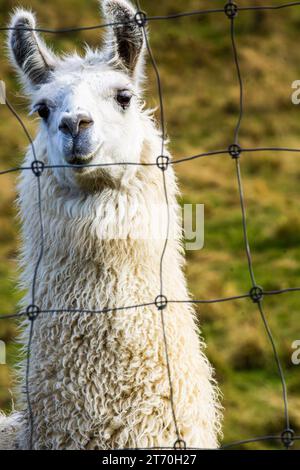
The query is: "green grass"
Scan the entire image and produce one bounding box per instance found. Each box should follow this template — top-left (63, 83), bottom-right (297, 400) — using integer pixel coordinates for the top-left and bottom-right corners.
top-left (1, 0), bottom-right (300, 449)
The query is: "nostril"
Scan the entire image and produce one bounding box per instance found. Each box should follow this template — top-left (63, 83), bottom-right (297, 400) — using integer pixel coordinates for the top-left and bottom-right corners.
top-left (59, 118), bottom-right (74, 136)
top-left (78, 118), bottom-right (94, 131)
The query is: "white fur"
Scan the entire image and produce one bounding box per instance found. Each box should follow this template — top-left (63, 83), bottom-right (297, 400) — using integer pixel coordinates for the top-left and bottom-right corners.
top-left (0, 0), bottom-right (222, 450)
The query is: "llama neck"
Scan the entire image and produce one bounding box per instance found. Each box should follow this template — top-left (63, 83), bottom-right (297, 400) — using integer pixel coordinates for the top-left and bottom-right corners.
top-left (18, 133), bottom-right (183, 313)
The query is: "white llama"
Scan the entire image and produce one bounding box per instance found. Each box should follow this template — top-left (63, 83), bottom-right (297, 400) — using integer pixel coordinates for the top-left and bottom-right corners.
top-left (0, 0), bottom-right (222, 449)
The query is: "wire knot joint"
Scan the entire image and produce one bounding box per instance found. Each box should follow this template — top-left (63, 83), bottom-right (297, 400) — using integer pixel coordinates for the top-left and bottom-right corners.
top-left (224, 2), bottom-right (238, 19)
top-left (26, 304), bottom-right (40, 321)
top-left (228, 144), bottom-right (242, 159)
top-left (134, 11), bottom-right (147, 27)
top-left (156, 155), bottom-right (169, 171)
top-left (31, 160), bottom-right (45, 177)
top-left (281, 428), bottom-right (295, 448)
top-left (155, 295), bottom-right (168, 311)
top-left (249, 286), bottom-right (264, 303)
top-left (174, 439), bottom-right (187, 450)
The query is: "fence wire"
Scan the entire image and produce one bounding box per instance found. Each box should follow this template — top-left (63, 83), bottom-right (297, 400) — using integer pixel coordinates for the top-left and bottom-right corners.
top-left (0, 0), bottom-right (300, 450)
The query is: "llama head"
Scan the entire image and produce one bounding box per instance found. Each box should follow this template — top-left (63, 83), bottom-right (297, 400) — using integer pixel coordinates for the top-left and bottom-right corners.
top-left (8, 0), bottom-right (149, 189)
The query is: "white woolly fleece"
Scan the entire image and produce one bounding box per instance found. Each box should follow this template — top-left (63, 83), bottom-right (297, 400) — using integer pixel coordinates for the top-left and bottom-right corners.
top-left (1, 121), bottom-right (222, 450)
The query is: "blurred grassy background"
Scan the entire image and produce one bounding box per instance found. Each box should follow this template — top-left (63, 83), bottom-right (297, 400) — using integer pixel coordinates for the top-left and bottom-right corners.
top-left (1, 0), bottom-right (300, 449)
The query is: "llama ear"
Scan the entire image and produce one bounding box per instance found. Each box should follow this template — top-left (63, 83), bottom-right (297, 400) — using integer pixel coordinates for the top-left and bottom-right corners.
top-left (8, 9), bottom-right (56, 89)
top-left (102, 0), bottom-right (145, 77)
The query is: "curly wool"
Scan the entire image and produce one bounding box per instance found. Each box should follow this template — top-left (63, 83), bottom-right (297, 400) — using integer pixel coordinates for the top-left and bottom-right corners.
top-left (0, 116), bottom-right (222, 449)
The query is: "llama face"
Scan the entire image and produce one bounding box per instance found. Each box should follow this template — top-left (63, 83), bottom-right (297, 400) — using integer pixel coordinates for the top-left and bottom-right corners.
top-left (30, 63), bottom-right (145, 187)
top-left (8, 0), bottom-right (146, 189)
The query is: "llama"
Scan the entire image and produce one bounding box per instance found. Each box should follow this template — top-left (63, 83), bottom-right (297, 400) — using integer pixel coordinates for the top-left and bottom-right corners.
top-left (0, 0), bottom-right (222, 449)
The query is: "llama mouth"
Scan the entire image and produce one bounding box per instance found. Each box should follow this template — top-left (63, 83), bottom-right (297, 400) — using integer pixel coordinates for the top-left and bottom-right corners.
top-left (68, 145), bottom-right (103, 171)
top-left (69, 155), bottom-right (94, 167)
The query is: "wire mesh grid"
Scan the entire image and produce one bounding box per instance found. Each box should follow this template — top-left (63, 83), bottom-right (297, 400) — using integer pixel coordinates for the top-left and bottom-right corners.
top-left (1, 0), bottom-right (300, 450)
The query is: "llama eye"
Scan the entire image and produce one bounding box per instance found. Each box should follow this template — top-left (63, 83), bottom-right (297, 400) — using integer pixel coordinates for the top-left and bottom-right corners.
top-left (116, 90), bottom-right (132, 109)
top-left (37, 104), bottom-right (50, 120)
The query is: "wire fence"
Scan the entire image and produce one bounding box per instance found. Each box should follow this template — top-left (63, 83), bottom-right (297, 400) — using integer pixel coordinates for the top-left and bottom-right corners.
top-left (0, 0), bottom-right (300, 450)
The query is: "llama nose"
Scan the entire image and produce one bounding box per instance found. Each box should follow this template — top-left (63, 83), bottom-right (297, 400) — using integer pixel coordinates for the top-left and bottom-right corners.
top-left (59, 113), bottom-right (94, 137)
